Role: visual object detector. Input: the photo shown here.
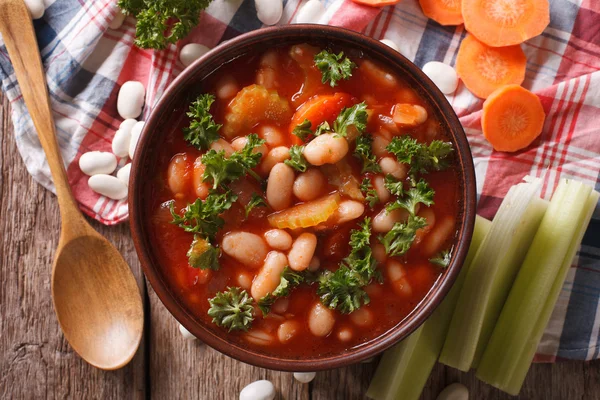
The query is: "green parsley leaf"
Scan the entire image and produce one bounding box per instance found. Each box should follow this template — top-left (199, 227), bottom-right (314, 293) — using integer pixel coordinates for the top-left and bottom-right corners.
top-left (118, 0), bottom-right (213, 49)
top-left (354, 134), bottom-right (382, 173)
top-left (292, 119), bottom-right (312, 142)
top-left (360, 178), bottom-right (379, 209)
top-left (207, 287), bottom-right (254, 332)
top-left (386, 136), bottom-right (454, 181)
top-left (183, 94), bottom-right (221, 151)
top-left (314, 50), bottom-right (356, 87)
top-left (245, 193), bottom-right (268, 218)
top-left (343, 217), bottom-right (380, 283)
top-left (258, 267), bottom-right (305, 315)
top-left (284, 145), bottom-right (309, 172)
top-left (430, 249), bottom-right (452, 268)
top-left (169, 190), bottom-right (238, 240)
top-left (334, 102), bottom-right (368, 137)
top-left (201, 133), bottom-right (265, 189)
top-left (187, 236), bottom-right (220, 270)
top-left (384, 174), bottom-right (404, 196)
top-left (315, 121), bottom-right (332, 136)
top-left (378, 214), bottom-right (428, 257)
top-left (386, 179), bottom-right (435, 215)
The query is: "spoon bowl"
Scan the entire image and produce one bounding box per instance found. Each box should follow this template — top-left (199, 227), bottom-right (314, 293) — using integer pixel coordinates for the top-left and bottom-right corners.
top-left (0, 0), bottom-right (144, 369)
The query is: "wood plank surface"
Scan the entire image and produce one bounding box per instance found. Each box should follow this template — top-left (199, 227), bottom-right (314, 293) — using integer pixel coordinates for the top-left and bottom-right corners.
top-left (1, 92), bottom-right (599, 399)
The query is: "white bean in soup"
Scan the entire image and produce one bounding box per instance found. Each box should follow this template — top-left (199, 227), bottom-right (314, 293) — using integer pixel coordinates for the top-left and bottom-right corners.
top-left (288, 233), bottom-right (317, 271)
top-left (251, 251), bottom-right (288, 300)
top-left (308, 302), bottom-right (335, 337)
top-left (293, 168), bottom-right (326, 202)
top-left (303, 133), bottom-right (349, 166)
top-left (221, 232), bottom-right (269, 269)
top-left (264, 229), bottom-right (293, 251)
top-left (266, 163), bottom-right (294, 211)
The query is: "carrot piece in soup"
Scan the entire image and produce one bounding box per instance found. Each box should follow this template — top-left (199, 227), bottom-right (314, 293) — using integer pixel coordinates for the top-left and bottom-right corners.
top-left (456, 35), bottom-right (527, 99)
top-left (462, 0), bottom-right (550, 47)
top-left (419, 0), bottom-right (463, 26)
top-left (481, 85), bottom-right (545, 152)
top-left (267, 193), bottom-right (340, 229)
top-left (289, 93), bottom-right (353, 141)
top-left (222, 84), bottom-right (292, 138)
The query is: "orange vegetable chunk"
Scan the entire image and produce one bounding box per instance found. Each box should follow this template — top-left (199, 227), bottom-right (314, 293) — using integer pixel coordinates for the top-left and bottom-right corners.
top-left (419, 0), bottom-right (463, 26)
top-left (351, 0), bottom-right (402, 7)
top-left (456, 34), bottom-right (527, 99)
top-left (481, 85), bottom-right (545, 152)
top-left (290, 93), bottom-right (353, 141)
top-left (462, 0), bottom-right (550, 47)
top-left (267, 193), bottom-right (341, 229)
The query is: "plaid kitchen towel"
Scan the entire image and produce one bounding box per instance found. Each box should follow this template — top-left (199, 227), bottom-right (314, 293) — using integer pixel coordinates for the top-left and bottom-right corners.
top-left (0, 0), bottom-right (598, 361)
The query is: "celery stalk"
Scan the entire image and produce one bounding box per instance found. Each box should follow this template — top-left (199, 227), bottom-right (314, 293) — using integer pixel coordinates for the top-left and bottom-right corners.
top-left (367, 216), bottom-right (492, 400)
top-left (440, 181), bottom-right (547, 371)
top-left (477, 183), bottom-right (598, 395)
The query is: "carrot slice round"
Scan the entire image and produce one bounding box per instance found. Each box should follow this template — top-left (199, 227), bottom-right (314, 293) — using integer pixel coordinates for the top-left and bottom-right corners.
top-left (456, 34), bottom-right (527, 99)
top-left (419, 0), bottom-right (463, 26)
top-left (481, 85), bottom-right (545, 152)
top-left (462, 0), bottom-right (550, 47)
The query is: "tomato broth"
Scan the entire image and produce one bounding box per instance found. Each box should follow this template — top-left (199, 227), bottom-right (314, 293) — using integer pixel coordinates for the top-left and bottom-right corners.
top-left (145, 44), bottom-right (461, 358)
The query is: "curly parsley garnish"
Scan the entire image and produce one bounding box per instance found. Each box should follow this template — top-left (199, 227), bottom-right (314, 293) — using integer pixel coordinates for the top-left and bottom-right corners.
top-left (360, 178), bottom-right (379, 209)
top-left (258, 267), bottom-right (306, 315)
top-left (386, 136), bottom-right (453, 182)
top-left (354, 134), bottom-right (382, 173)
top-left (314, 50), bottom-right (356, 87)
top-left (385, 177), bottom-right (435, 215)
top-left (292, 119), bottom-right (312, 142)
top-left (430, 249), bottom-right (452, 268)
top-left (378, 214), bottom-right (428, 257)
top-left (284, 145), bottom-right (309, 172)
top-left (208, 287), bottom-right (254, 332)
top-left (334, 102), bottom-right (368, 137)
top-left (187, 236), bottom-right (220, 270)
top-left (118, 0), bottom-right (213, 49)
top-left (182, 94), bottom-right (221, 151)
top-left (245, 193), bottom-right (268, 218)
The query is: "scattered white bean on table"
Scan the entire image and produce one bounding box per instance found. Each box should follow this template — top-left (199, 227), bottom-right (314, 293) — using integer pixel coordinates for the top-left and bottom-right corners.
top-left (128, 121), bottom-right (145, 158)
top-left (239, 380), bottom-right (276, 400)
top-left (179, 43), bottom-right (210, 67)
top-left (116, 163), bottom-right (131, 186)
top-left (178, 323), bottom-right (196, 341)
top-left (422, 61), bottom-right (459, 95)
top-left (255, 0), bottom-right (283, 26)
top-left (117, 81), bottom-right (145, 119)
top-left (293, 372), bottom-right (316, 383)
top-left (24, 0), bottom-right (44, 19)
top-left (294, 0), bottom-right (325, 24)
top-left (436, 383), bottom-right (469, 400)
top-left (380, 39), bottom-right (399, 52)
top-left (88, 174), bottom-right (128, 200)
top-left (112, 119), bottom-right (136, 157)
top-left (108, 7), bottom-right (126, 29)
top-left (221, 231), bottom-right (269, 269)
top-left (79, 151), bottom-right (118, 176)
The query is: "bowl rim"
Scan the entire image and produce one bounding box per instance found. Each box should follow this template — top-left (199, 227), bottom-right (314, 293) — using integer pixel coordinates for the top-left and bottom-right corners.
top-left (129, 24), bottom-right (476, 372)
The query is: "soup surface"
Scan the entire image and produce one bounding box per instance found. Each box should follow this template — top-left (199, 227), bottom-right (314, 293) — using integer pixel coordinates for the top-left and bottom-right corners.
top-left (146, 43), bottom-right (460, 358)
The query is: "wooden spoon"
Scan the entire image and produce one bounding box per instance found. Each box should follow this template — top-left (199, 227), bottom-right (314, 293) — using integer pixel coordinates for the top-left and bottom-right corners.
top-left (0, 0), bottom-right (143, 370)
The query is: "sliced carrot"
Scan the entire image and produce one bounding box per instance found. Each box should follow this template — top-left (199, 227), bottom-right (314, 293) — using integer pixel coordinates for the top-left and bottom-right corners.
top-left (289, 93), bottom-right (353, 143)
top-left (419, 0), bottom-right (463, 26)
top-left (268, 193), bottom-right (341, 229)
top-left (351, 0), bottom-right (402, 7)
top-left (456, 34), bottom-right (527, 99)
top-left (481, 85), bottom-right (545, 152)
top-left (462, 0), bottom-right (550, 47)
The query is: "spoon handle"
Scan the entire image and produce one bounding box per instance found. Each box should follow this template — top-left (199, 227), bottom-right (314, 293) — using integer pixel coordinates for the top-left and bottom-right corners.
top-left (0, 0), bottom-right (81, 222)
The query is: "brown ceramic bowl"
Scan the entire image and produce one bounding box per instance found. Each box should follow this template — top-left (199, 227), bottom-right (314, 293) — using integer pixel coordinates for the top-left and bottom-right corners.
top-left (130, 25), bottom-right (476, 372)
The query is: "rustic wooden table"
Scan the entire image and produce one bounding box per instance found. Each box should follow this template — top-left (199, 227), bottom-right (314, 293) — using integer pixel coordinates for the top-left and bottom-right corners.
top-left (1, 94), bottom-right (599, 400)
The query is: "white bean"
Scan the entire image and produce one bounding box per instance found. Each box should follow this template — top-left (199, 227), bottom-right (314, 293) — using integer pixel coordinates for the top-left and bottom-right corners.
top-left (88, 174), bottom-right (128, 200)
top-left (178, 323), bottom-right (196, 341)
top-left (380, 38), bottom-right (399, 52)
top-left (167, 154), bottom-right (191, 195)
top-left (436, 383), bottom-right (469, 400)
top-left (379, 157), bottom-right (408, 180)
top-left (222, 232), bottom-right (269, 269)
top-left (294, 0), bottom-right (325, 23)
top-left (215, 75), bottom-right (239, 100)
top-left (256, 0), bottom-right (282, 26)
top-left (112, 128), bottom-right (132, 158)
top-left (24, 0), bottom-right (44, 19)
top-left (349, 307), bottom-right (374, 327)
top-left (293, 372), bottom-right (316, 384)
top-left (393, 104), bottom-right (428, 127)
top-left (108, 7), bottom-right (126, 29)
top-left (272, 297), bottom-right (289, 314)
top-left (237, 272), bottom-right (252, 291)
top-left (192, 157), bottom-right (209, 200)
top-left (372, 243), bottom-right (387, 264)
top-left (117, 81), bottom-right (145, 120)
top-left (334, 200), bottom-right (365, 224)
top-left (337, 327), bottom-right (353, 342)
top-left (372, 135), bottom-right (391, 158)
top-left (79, 151), bottom-right (118, 176)
top-left (116, 163), bottom-right (131, 186)
top-left (372, 175), bottom-right (391, 203)
top-left (245, 330), bottom-right (275, 346)
top-left (288, 233), bottom-right (317, 271)
top-left (267, 163), bottom-right (294, 211)
top-left (293, 169), bottom-right (326, 201)
top-left (239, 380), bottom-right (276, 400)
top-left (308, 302), bottom-right (335, 337)
top-left (422, 215), bottom-right (455, 257)
top-left (179, 43), bottom-right (210, 67)
top-left (277, 320), bottom-right (300, 343)
top-left (372, 207), bottom-right (409, 232)
top-left (308, 256), bottom-right (321, 272)
top-left (128, 121), bottom-right (145, 158)
top-left (388, 260), bottom-right (413, 297)
top-left (231, 136), bottom-right (268, 159)
top-left (264, 229), bottom-right (293, 251)
top-left (251, 251), bottom-right (288, 300)
top-left (257, 125), bottom-right (285, 147)
top-left (209, 138), bottom-right (235, 157)
top-left (423, 61), bottom-right (459, 95)
top-left (260, 146), bottom-right (290, 175)
top-left (303, 133), bottom-right (349, 165)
